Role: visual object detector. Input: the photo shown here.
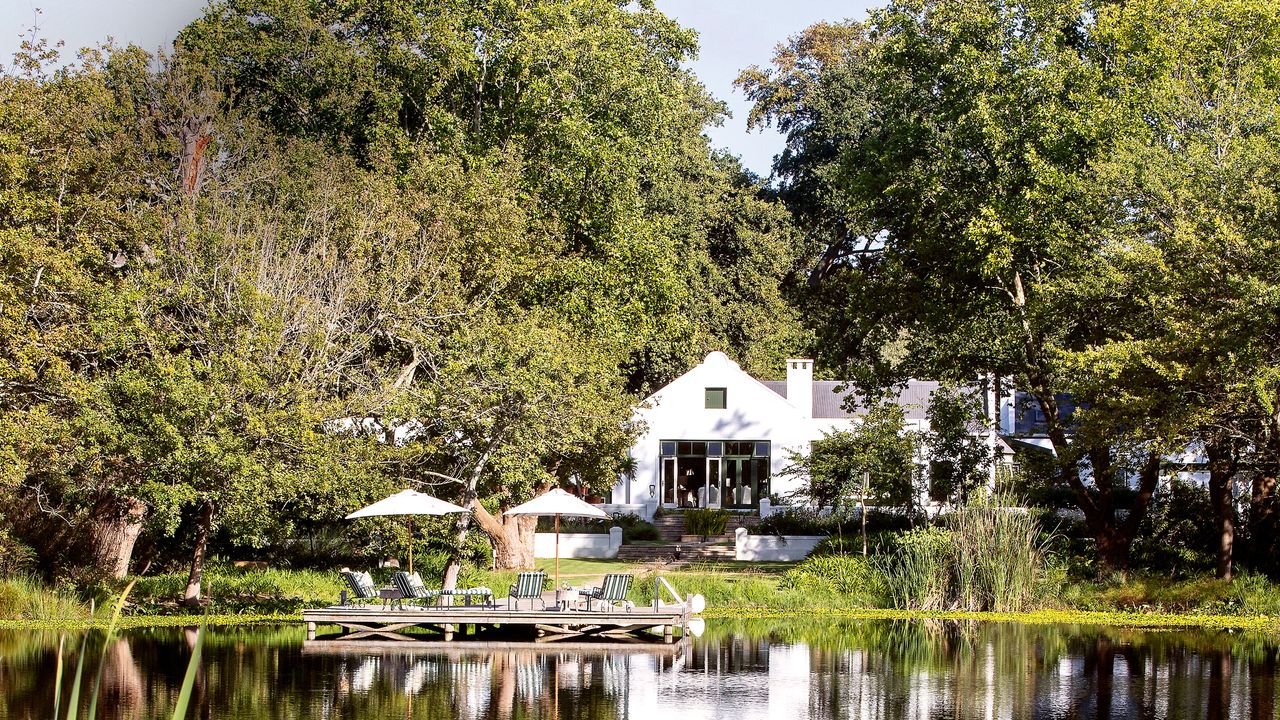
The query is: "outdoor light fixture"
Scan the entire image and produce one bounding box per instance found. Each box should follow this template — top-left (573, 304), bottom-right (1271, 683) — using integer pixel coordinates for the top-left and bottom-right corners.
top-left (649, 484), bottom-right (656, 496)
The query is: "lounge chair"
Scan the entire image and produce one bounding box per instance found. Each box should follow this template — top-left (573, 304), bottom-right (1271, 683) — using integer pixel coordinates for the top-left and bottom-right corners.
top-left (391, 571), bottom-right (440, 607)
top-left (508, 571), bottom-right (547, 610)
top-left (341, 570), bottom-right (379, 606)
top-left (391, 572), bottom-right (495, 608)
top-left (581, 573), bottom-right (634, 611)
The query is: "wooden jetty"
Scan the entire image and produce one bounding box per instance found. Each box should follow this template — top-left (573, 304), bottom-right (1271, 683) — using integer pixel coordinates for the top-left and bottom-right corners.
top-left (302, 604), bottom-right (693, 644)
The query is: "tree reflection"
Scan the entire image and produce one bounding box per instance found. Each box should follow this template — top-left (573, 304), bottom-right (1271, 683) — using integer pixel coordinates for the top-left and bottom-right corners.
top-left (1, 621), bottom-right (1278, 719)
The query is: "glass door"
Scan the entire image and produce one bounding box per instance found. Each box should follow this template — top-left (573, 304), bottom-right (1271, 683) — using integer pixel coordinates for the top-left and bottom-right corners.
top-left (706, 458), bottom-right (721, 509)
top-left (662, 458), bottom-right (676, 505)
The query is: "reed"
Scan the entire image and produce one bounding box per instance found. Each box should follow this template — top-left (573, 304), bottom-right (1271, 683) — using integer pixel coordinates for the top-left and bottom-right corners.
top-left (877, 493), bottom-right (1047, 612)
top-left (0, 575), bottom-right (91, 620)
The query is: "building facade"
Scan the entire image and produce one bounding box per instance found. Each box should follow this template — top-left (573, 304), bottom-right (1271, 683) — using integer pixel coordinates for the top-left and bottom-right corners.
top-left (611, 351), bottom-right (958, 512)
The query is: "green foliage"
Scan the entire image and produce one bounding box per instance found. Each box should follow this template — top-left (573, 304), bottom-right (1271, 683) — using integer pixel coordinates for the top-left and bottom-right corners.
top-left (754, 507), bottom-right (911, 538)
top-left (924, 384), bottom-right (995, 503)
top-left (877, 495), bottom-right (1048, 612)
top-left (785, 402), bottom-right (923, 517)
top-left (127, 568), bottom-right (343, 614)
top-left (532, 512), bottom-right (660, 542)
top-left (1, 0), bottom-right (810, 586)
top-left (1130, 480), bottom-right (1217, 577)
top-left (0, 576), bottom-right (90, 621)
top-left (779, 555), bottom-right (883, 603)
top-left (684, 508), bottom-right (730, 538)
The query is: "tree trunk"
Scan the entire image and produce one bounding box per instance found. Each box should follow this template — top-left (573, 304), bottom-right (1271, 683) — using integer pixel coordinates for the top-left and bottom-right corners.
top-left (860, 471), bottom-right (869, 557)
top-left (1032, 384), bottom-right (1159, 574)
top-left (91, 497), bottom-right (147, 580)
top-left (1250, 424), bottom-right (1280, 569)
top-left (442, 446), bottom-right (496, 591)
top-left (1206, 438), bottom-right (1237, 581)
top-left (182, 500), bottom-right (214, 608)
top-left (471, 502), bottom-right (536, 570)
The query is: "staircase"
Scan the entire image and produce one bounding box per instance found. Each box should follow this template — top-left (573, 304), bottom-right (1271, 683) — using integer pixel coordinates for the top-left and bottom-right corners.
top-left (652, 511), bottom-right (760, 542)
top-left (614, 542), bottom-right (736, 563)
top-left (612, 511), bottom-right (760, 563)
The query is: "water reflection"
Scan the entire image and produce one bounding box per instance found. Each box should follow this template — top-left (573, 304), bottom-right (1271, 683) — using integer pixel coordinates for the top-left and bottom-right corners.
top-left (2, 619), bottom-right (1278, 719)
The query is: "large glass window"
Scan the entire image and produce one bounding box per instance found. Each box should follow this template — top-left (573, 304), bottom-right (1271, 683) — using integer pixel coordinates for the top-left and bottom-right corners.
top-left (660, 439), bottom-right (769, 509)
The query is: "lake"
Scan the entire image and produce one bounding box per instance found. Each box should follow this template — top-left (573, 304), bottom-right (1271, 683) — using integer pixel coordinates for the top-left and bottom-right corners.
top-left (1, 618), bottom-right (1276, 719)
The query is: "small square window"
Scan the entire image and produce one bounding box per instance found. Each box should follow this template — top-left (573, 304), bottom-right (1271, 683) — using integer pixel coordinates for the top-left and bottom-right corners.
top-left (705, 388), bottom-right (727, 409)
top-left (754, 442), bottom-right (770, 457)
top-left (707, 442), bottom-right (723, 456)
top-left (661, 441), bottom-right (676, 456)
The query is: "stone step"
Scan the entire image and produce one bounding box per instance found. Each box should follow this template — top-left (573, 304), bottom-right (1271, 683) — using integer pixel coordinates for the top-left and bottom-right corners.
top-left (615, 543), bottom-right (736, 563)
top-left (652, 512), bottom-right (760, 541)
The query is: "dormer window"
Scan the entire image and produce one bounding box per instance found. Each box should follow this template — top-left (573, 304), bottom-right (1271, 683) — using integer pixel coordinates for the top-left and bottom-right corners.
top-left (704, 387), bottom-right (727, 409)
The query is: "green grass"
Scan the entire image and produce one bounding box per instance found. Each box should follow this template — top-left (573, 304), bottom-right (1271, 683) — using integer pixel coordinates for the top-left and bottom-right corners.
top-left (122, 567), bottom-right (343, 614)
top-left (0, 576), bottom-right (91, 621)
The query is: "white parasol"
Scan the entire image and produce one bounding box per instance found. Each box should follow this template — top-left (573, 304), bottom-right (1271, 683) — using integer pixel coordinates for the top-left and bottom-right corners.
top-left (504, 488), bottom-right (607, 588)
top-left (345, 489), bottom-right (468, 574)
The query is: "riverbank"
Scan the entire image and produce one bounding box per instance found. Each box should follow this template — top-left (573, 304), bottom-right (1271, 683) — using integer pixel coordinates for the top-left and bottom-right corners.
top-left (2, 606), bottom-right (1277, 634)
top-left (4, 559), bottom-right (1280, 633)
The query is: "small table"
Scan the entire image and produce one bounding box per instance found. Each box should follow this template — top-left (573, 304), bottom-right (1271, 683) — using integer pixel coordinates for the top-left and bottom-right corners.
top-left (555, 589), bottom-right (579, 610)
top-left (379, 587), bottom-right (404, 610)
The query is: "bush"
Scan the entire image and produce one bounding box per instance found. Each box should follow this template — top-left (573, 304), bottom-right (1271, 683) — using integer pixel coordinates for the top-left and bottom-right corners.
top-left (534, 512), bottom-right (660, 541)
top-left (685, 509), bottom-right (730, 538)
top-left (1129, 480), bottom-right (1217, 577)
top-left (780, 554), bottom-right (883, 602)
top-left (875, 494), bottom-right (1047, 612)
top-left (128, 567), bottom-right (345, 614)
top-left (754, 507), bottom-right (911, 537)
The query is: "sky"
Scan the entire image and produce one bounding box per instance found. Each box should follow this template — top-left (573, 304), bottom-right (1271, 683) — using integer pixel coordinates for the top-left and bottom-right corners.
top-left (1, 0), bottom-right (876, 177)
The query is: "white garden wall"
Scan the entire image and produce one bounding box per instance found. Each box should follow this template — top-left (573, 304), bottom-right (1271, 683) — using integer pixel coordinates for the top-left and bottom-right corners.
top-left (533, 528), bottom-right (622, 559)
top-left (734, 527), bottom-right (825, 562)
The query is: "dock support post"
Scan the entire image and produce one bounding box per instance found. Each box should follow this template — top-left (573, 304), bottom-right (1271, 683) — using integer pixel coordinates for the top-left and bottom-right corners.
top-left (444, 623), bottom-right (455, 641)
top-left (306, 622), bottom-right (316, 641)
top-left (663, 625), bottom-right (673, 644)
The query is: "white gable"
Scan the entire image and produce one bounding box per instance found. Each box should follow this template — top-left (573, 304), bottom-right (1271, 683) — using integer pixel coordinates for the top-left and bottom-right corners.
top-left (637, 351), bottom-right (807, 437)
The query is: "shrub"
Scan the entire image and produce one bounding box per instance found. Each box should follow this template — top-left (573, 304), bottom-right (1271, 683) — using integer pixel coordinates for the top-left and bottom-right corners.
top-left (1129, 480), bottom-right (1216, 577)
top-left (754, 507), bottom-right (911, 537)
top-left (780, 554), bottom-right (883, 602)
top-left (534, 512), bottom-right (660, 541)
top-left (685, 509), bottom-right (730, 538)
top-left (875, 493), bottom-right (1047, 612)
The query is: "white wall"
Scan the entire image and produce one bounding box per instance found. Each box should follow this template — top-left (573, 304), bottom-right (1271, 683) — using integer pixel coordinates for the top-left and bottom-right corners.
top-left (533, 528), bottom-right (622, 559)
top-left (619, 352), bottom-right (830, 506)
top-left (734, 527), bottom-right (824, 562)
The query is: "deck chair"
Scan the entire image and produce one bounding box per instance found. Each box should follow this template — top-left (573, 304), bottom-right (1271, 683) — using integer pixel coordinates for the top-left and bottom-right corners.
top-left (582, 573), bottom-right (633, 611)
top-left (341, 570), bottom-right (379, 606)
top-left (507, 571), bottom-right (547, 610)
top-left (391, 571), bottom-right (440, 607)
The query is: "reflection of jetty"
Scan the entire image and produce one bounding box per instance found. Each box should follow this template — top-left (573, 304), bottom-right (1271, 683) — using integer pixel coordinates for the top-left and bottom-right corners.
top-left (300, 637), bottom-right (686, 655)
top-left (302, 605), bottom-right (695, 644)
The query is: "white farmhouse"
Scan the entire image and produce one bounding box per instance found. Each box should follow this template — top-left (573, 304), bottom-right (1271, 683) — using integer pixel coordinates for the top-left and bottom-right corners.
top-left (607, 351), bottom-right (978, 516)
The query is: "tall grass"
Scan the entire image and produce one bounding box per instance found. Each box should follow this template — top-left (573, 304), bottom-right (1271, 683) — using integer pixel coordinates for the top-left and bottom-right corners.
top-left (877, 493), bottom-right (1047, 612)
top-left (951, 496), bottom-right (1045, 612)
top-left (877, 528), bottom-right (954, 610)
top-left (0, 575), bottom-right (91, 620)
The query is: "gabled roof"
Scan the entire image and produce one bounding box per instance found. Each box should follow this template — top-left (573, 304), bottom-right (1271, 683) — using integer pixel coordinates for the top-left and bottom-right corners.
top-left (761, 380), bottom-right (939, 420)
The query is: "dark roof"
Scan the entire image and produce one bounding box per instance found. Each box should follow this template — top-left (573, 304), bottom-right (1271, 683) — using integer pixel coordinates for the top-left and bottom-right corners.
top-left (761, 380), bottom-right (939, 419)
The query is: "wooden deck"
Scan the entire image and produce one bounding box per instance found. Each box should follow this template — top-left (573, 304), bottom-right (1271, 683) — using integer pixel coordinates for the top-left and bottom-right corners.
top-left (302, 604), bottom-right (693, 644)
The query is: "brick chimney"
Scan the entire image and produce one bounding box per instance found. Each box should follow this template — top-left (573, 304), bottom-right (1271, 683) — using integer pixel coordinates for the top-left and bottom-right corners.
top-left (786, 359), bottom-right (813, 419)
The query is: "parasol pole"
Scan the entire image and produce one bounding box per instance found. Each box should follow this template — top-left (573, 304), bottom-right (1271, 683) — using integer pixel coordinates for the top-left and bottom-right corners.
top-left (408, 515), bottom-right (413, 575)
top-left (554, 513), bottom-right (561, 589)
